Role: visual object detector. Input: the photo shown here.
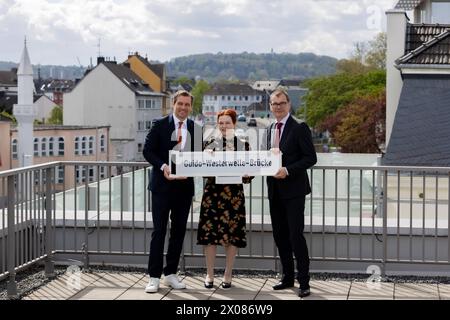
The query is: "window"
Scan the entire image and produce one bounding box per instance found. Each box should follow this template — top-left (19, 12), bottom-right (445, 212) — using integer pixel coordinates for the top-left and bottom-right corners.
top-left (48, 137), bottom-right (54, 156)
top-left (12, 139), bottom-right (18, 160)
top-left (58, 137), bottom-right (64, 156)
top-left (138, 121), bottom-right (144, 131)
top-left (222, 96), bottom-right (225, 101)
top-left (233, 96), bottom-right (237, 101)
top-left (137, 143), bottom-right (143, 153)
top-left (214, 96), bottom-right (217, 101)
top-left (227, 96), bottom-right (231, 101)
top-left (138, 100), bottom-right (145, 109)
top-left (76, 166), bottom-right (87, 183)
top-left (81, 137), bottom-right (87, 155)
top-left (100, 166), bottom-right (106, 179)
top-left (245, 96), bottom-right (248, 101)
top-left (74, 137), bottom-right (80, 155)
top-left (41, 138), bottom-right (47, 157)
top-left (57, 166), bottom-right (64, 184)
top-left (88, 136), bottom-right (94, 155)
top-left (34, 138), bottom-right (39, 157)
top-left (145, 121), bottom-right (152, 130)
top-left (88, 167), bottom-right (95, 182)
top-left (146, 100), bottom-right (152, 109)
top-left (100, 135), bottom-right (106, 153)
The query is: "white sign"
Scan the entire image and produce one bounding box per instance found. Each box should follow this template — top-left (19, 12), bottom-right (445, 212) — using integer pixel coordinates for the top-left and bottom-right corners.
top-left (169, 151), bottom-right (282, 177)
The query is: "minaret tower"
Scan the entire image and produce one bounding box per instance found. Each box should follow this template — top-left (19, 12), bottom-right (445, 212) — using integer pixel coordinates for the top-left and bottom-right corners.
top-left (13, 39), bottom-right (36, 167)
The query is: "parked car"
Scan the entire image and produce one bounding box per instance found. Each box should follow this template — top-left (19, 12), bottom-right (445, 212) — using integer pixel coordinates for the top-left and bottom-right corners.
top-left (237, 114), bottom-right (247, 122)
top-left (247, 118), bottom-right (257, 127)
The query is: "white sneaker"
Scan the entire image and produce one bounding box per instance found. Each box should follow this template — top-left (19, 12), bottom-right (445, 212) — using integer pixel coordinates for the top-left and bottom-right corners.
top-left (163, 274), bottom-right (186, 289)
top-left (145, 277), bottom-right (160, 293)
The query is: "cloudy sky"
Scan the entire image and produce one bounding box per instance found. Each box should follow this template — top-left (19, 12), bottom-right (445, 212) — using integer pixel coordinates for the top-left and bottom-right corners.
top-left (0, 0), bottom-right (398, 66)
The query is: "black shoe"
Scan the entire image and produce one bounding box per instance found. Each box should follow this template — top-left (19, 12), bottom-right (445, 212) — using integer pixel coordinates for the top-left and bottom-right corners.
top-left (204, 281), bottom-right (214, 289)
top-left (299, 288), bottom-right (311, 298)
top-left (272, 281), bottom-right (294, 290)
top-left (221, 282), bottom-right (232, 289)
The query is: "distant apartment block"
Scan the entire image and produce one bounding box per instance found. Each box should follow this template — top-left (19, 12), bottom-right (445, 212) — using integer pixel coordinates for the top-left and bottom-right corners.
top-left (63, 57), bottom-right (164, 162)
top-left (251, 79), bottom-right (308, 113)
top-left (202, 83), bottom-right (264, 123)
top-left (0, 121), bottom-right (110, 190)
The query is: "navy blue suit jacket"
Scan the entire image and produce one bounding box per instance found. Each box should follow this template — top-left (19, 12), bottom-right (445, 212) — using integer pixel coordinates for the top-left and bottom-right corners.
top-left (265, 115), bottom-right (317, 199)
top-left (143, 115), bottom-right (203, 197)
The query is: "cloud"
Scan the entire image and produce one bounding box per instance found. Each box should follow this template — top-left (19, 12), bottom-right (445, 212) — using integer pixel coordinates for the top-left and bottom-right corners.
top-left (0, 0), bottom-right (397, 65)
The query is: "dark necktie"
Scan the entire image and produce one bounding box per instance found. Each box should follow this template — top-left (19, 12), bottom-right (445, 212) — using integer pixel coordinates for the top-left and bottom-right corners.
top-left (177, 121), bottom-right (183, 146)
top-left (273, 122), bottom-right (283, 148)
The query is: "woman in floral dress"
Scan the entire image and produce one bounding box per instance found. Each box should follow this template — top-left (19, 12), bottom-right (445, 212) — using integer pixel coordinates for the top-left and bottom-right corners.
top-left (197, 109), bottom-right (253, 289)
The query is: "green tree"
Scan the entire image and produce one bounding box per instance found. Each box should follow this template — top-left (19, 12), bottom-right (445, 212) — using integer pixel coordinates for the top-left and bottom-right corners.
top-left (318, 91), bottom-right (386, 153)
top-left (48, 105), bottom-right (63, 124)
top-left (299, 70), bottom-right (385, 127)
top-left (366, 32), bottom-right (387, 70)
top-left (172, 76), bottom-right (195, 86)
top-left (190, 80), bottom-right (211, 115)
top-left (0, 110), bottom-right (16, 123)
top-left (336, 59), bottom-right (371, 74)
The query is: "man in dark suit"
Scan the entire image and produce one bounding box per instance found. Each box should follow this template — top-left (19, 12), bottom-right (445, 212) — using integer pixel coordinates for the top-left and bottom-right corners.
top-left (265, 88), bottom-right (317, 298)
top-left (143, 90), bottom-right (202, 293)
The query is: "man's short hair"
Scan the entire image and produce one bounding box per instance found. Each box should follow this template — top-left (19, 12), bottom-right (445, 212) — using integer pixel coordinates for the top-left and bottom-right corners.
top-left (270, 87), bottom-right (290, 103)
top-left (173, 90), bottom-right (194, 105)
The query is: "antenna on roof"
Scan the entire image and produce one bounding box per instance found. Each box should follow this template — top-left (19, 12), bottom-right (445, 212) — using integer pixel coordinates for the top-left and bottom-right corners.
top-left (97, 38), bottom-right (101, 57)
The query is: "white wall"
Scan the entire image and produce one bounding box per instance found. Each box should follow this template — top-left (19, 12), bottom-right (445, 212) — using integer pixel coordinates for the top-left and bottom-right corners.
top-left (386, 10), bottom-right (408, 148)
top-left (34, 95), bottom-right (57, 122)
top-left (64, 64), bottom-right (136, 141)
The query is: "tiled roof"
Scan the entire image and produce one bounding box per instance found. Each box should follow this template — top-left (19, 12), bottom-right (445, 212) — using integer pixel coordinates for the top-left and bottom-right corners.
top-left (383, 75), bottom-right (450, 166)
top-left (135, 55), bottom-right (165, 79)
top-left (405, 24), bottom-right (450, 53)
top-left (395, 0), bottom-right (424, 10)
top-left (38, 79), bottom-right (75, 92)
top-left (398, 24), bottom-right (450, 65)
top-left (400, 29), bottom-right (450, 64)
top-left (101, 62), bottom-right (155, 95)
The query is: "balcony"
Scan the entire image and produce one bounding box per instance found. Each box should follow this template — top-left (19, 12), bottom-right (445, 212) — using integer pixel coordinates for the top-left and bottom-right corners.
top-left (1, 158), bottom-right (450, 300)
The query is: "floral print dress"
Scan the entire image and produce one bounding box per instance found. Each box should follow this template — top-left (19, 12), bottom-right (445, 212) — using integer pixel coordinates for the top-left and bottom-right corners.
top-left (197, 136), bottom-right (253, 248)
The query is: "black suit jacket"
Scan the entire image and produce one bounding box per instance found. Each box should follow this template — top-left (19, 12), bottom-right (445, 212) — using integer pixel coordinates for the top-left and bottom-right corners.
top-left (265, 115), bottom-right (317, 200)
top-left (143, 115), bottom-right (203, 197)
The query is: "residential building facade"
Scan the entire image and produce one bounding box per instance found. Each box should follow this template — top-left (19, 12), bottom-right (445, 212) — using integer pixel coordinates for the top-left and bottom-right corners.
top-left (0, 121), bottom-right (110, 190)
top-left (63, 58), bottom-right (164, 162)
top-left (202, 83), bottom-right (264, 123)
top-left (125, 53), bottom-right (170, 115)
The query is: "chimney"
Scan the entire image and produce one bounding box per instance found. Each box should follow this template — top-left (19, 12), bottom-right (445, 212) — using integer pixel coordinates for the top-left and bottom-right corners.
top-left (385, 9), bottom-right (408, 147)
top-left (97, 56), bottom-right (105, 65)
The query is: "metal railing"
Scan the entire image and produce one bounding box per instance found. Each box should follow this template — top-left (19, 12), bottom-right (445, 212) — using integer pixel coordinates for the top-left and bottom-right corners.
top-left (1, 161), bottom-right (450, 298)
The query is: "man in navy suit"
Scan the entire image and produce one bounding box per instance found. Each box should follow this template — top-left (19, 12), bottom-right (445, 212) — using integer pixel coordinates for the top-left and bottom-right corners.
top-left (265, 88), bottom-right (317, 298)
top-left (143, 90), bottom-right (202, 293)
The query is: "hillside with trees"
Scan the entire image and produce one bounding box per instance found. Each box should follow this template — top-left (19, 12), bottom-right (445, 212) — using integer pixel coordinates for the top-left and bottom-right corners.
top-left (166, 52), bottom-right (337, 82)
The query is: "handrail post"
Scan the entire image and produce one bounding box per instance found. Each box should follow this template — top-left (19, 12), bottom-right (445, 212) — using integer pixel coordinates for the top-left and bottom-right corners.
top-left (7, 175), bottom-right (17, 299)
top-left (45, 168), bottom-right (55, 278)
top-left (382, 170), bottom-right (388, 278)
